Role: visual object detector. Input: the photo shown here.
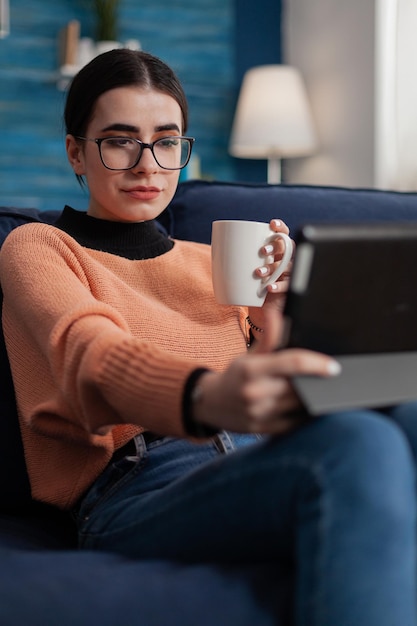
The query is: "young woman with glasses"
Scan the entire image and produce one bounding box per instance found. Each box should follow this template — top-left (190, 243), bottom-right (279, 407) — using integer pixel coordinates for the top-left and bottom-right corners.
top-left (1, 49), bottom-right (416, 626)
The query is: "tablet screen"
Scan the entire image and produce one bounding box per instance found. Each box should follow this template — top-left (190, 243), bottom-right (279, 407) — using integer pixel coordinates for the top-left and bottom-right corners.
top-left (281, 223), bottom-right (417, 355)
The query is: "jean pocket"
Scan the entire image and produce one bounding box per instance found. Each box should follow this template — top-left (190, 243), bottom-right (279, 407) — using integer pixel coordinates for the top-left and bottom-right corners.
top-left (75, 442), bottom-right (147, 524)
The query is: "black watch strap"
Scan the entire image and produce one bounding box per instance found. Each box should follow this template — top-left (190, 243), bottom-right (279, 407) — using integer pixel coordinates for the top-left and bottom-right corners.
top-left (182, 368), bottom-right (220, 438)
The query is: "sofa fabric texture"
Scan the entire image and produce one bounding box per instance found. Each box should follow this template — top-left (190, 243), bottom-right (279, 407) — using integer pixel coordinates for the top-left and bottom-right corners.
top-left (1, 180), bottom-right (417, 624)
top-left (159, 180), bottom-right (417, 244)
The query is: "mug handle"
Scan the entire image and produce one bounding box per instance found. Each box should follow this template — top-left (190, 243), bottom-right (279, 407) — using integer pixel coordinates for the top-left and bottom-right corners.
top-left (257, 232), bottom-right (293, 297)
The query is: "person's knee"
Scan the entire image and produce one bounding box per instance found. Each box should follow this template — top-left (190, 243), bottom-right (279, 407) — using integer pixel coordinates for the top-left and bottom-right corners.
top-left (386, 402), bottom-right (417, 461)
top-left (322, 411), bottom-right (415, 521)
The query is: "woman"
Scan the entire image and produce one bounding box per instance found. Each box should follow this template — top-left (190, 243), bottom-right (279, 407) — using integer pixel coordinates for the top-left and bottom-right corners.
top-left (0, 49), bottom-right (416, 625)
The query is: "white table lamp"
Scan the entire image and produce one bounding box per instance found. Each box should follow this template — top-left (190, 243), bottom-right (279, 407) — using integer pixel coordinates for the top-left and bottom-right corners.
top-left (0, 0), bottom-right (9, 38)
top-left (229, 65), bottom-right (317, 183)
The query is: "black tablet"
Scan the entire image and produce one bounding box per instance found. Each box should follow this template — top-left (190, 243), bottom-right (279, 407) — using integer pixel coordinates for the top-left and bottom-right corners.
top-left (281, 222), bottom-right (417, 415)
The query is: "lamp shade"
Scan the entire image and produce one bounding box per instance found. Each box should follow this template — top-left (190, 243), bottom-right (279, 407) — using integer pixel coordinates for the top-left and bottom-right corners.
top-left (229, 65), bottom-right (317, 160)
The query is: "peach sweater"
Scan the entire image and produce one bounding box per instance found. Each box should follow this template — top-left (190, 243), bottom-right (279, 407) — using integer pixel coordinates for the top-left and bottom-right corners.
top-left (0, 216), bottom-right (247, 509)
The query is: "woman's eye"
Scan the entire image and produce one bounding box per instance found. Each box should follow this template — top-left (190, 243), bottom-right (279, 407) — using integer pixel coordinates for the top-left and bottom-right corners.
top-left (158, 137), bottom-right (179, 149)
top-left (106, 138), bottom-right (134, 148)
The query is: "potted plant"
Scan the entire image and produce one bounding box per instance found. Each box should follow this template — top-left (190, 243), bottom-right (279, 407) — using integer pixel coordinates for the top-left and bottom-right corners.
top-left (94, 0), bottom-right (120, 51)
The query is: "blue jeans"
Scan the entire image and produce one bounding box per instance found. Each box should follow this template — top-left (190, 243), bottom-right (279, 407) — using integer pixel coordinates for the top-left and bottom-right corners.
top-left (75, 407), bottom-right (417, 626)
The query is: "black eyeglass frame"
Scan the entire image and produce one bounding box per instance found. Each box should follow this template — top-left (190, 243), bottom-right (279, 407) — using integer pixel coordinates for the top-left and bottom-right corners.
top-left (76, 135), bottom-right (195, 171)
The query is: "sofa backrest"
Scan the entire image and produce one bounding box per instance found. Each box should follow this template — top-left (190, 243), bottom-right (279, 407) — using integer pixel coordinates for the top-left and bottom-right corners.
top-left (160, 180), bottom-right (417, 244)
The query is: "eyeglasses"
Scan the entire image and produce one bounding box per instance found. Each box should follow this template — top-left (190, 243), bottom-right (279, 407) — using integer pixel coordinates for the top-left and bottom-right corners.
top-left (76, 135), bottom-right (195, 171)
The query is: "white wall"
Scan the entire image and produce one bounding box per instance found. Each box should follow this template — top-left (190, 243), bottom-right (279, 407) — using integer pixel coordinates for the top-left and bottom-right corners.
top-left (375, 0), bottom-right (417, 190)
top-left (282, 0), bottom-right (376, 187)
top-left (282, 0), bottom-right (417, 190)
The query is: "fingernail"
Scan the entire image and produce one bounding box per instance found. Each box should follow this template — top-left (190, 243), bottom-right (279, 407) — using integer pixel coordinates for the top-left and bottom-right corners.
top-left (264, 244), bottom-right (274, 254)
top-left (272, 219), bottom-right (281, 228)
top-left (327, 360), bottom-right (342, 376)
top-left (258, 266), bottom-right (268, 276)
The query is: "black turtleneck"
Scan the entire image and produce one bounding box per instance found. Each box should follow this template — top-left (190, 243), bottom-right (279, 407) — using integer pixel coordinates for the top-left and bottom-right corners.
top-left (54, 206), bottom-right (174, 260)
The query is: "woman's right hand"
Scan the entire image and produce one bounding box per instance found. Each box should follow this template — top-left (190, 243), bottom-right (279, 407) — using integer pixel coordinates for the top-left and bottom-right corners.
top-left (192, 309), bottom-right (341, 435)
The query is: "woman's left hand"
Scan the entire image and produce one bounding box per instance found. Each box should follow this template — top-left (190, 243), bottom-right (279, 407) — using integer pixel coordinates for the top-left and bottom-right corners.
top-left (247, 219), bottom-right (294, 335)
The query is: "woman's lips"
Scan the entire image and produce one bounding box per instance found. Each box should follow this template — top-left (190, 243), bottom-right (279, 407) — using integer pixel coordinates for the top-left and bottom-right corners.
top-left (124, 186), bottom-right (160, 201)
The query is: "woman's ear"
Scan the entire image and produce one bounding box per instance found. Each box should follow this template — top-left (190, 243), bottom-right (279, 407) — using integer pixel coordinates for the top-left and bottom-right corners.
top-left (66, 135), bottom-right (85, 175)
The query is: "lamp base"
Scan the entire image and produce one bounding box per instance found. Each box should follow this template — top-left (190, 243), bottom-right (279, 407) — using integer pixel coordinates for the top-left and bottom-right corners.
top-left (267, 158), bottom-right (282, 184)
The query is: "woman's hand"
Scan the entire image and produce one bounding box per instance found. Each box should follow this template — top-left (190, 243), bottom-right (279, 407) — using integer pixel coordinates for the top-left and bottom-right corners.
top-left (247, 219), bottom-right (294, 335)
top-left (191, 309), bottom-right (341, 436)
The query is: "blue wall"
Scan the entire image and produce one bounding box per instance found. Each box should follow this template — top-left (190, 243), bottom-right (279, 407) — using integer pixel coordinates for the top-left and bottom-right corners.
top-left (0, 0), bottom-right (281, 211)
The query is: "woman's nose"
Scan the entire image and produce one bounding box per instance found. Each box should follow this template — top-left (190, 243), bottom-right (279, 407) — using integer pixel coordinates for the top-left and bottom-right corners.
top-left (131, 145), bottom-right (159, 173)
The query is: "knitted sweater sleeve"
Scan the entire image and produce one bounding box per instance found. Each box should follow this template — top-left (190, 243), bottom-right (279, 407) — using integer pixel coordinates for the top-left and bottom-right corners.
top-left (0, 223), bottom-right (210, 440)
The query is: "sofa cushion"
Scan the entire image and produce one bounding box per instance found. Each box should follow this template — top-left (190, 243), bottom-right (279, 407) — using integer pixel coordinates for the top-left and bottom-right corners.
top-left (160, 180), bottom-right (417, 244)
top-left (0, 505), bottom-right (77, 549)
top-left (0, 555), bottom-right (289, 626)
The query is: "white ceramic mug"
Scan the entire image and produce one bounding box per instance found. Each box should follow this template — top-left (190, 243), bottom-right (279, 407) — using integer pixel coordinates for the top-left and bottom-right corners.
top-left (211, 220), bottom-right (293, 307)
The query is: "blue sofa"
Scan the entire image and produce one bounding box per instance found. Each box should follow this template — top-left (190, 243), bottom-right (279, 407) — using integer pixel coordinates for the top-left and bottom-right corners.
top-left (1, 179), bottom-right (417, 625)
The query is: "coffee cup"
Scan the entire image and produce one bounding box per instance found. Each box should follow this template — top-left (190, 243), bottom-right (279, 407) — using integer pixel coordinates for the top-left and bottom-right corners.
top-left (211, 220), bottom-right (293, 307)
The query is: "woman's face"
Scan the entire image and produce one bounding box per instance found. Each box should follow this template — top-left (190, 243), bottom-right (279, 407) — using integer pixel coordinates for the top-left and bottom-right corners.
top-left (66, 85), bottom-right (183, 222)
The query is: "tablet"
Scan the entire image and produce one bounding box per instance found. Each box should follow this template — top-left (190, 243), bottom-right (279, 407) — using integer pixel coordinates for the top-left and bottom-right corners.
top-left (281, 223), bottom-right (417, 415)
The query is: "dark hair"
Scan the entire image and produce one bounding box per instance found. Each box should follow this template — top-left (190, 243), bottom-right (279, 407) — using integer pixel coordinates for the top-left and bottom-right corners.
top-left (64, 48), bottom-right (189, 137)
